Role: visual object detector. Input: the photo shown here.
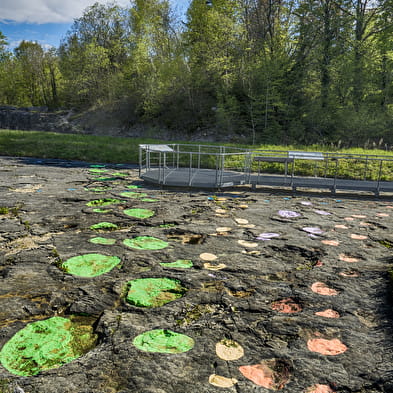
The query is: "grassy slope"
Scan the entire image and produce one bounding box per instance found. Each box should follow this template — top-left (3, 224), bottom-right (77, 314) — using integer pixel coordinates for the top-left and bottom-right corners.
top-left (0, 130), bottom-right (162, 164)
top-left (2, 129), bottom-right (393, 162)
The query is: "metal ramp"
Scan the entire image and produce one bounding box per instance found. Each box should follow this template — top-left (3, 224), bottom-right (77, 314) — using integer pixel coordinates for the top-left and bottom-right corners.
top-left (139, 144), bottom-right (393, 195)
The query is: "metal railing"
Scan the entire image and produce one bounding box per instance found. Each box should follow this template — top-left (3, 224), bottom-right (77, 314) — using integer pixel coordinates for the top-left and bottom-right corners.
top-left (139, 144), bottom-right (393, 194)
top-left (250, 148), bottom-right (393, 177)
top-left (139, 144), bottom-right (251, 187)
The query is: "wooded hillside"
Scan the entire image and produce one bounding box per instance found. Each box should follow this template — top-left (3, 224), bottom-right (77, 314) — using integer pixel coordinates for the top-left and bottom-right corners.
top-left (1, 0), bottom-right (393, 145)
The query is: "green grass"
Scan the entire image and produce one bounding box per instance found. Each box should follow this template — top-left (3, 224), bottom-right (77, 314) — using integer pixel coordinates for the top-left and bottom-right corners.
top-left (0, 130), bottom-right (164, 164)
top-left (1, 129), bottom-right (393, 180)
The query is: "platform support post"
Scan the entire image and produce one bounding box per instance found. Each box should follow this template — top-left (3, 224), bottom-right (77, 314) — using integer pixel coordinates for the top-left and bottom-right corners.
top-left (138, 146), bottom-right (142, 177)
top-left (333, 159), bottom-right (339, 192)
top-left (364, 156), bottom-right (368, 180)
top-left (376, 159), bottom-right (383, 196)
top-left (189, 152), bottom-right (193, 186)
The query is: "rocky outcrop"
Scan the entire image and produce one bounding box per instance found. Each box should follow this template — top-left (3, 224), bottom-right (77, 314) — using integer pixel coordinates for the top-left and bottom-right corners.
top-left (0, 106), bottom-right (79, 133)
top-left (0, 105), bottom-right (238, 141)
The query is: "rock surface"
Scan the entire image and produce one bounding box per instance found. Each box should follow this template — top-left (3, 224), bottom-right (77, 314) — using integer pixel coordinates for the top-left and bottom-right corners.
top-left (0, 156), bottom-right (393, 392)
top-left (0, 106), bottom-right (237, 141)
top-left (0, 107), bottom-right (78, 134)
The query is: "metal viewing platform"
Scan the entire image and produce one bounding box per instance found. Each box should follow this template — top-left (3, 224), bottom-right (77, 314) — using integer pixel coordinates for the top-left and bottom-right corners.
top-left (139, 144), bottom-right (393, 195)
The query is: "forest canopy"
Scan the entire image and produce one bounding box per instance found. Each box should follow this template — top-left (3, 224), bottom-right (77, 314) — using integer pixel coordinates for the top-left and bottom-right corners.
top-left (1, 0), bottom-right (393, 145)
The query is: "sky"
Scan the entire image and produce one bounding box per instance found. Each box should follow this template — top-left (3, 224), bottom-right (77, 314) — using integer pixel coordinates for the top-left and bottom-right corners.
top-left (0, 0), bottom-right (191, 50)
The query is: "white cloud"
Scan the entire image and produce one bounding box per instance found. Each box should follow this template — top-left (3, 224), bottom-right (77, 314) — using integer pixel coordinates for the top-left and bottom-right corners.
top-left (0, 0), bottom-right (131, 24)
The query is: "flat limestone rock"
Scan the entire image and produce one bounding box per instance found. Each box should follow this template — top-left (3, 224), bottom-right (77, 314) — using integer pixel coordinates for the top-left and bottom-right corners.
top-left (1, 157), bottom-right (393, 393)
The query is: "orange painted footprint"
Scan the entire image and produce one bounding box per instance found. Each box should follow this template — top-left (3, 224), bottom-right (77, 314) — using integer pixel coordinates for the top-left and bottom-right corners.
top-left (339, 253), bottom-right (359, 263)
top-left (315, 309), bottom-right (340, 318)
top-left (307, 337), bottom-right (347, 356)
top-left (271, 297), bottom-right (302, 313)
top-left (239, 359), bottom-right (292, 390)
top-left (311, 282), bottom-right (339, 296)
top-left (306, 384), bottom-right (336, 393)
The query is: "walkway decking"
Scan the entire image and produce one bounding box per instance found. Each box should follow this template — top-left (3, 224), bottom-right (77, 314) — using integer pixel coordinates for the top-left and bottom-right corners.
top-left (141, 168), bottom-right (247, 188)
top-left (141, 167), bottom-right (393, 195)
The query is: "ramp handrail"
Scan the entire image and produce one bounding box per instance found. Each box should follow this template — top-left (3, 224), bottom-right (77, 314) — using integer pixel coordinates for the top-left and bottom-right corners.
top-left (139, 144), bottom-right (393, 194)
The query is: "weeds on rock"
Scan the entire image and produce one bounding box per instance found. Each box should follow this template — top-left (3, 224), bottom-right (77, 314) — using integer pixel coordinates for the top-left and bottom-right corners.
top-left (379, 239), bottom-right (393, 248)
top-left (176, 303), bottom-right (216, 327)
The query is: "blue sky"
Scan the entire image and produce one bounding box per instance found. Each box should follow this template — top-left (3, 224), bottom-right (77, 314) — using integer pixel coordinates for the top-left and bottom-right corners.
top-left (0, 0), bottom-right (191, 50)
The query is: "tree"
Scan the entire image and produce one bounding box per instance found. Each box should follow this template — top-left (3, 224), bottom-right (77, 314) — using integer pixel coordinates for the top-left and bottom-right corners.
top-left (43, 48), bottom-right (61, 108)
top-left (66, 2), bottom-right (130, 68)
top-left (184, 0), bottom-right (244, 130)
top-left (0, 31), bottom-right (8, 60)
top-left (127, 0), bottom-right (184, 120)
top-left (59, 2), bottom-right (130, 108)
top-left (14, 41), bottom-right (46, 106)
top-left (0, 32), bottom-right (23, 106)
top-left (11, 41), bottom-right (61, 108)
top-left (375, 0), bottom-right (393, 109)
